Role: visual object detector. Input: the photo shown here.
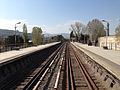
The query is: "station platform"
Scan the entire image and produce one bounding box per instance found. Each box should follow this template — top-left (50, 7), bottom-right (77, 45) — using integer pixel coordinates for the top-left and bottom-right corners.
top-left (72, 42), bottom-right (120, 80)
top-left (0, 42), bottom-right (60, 64)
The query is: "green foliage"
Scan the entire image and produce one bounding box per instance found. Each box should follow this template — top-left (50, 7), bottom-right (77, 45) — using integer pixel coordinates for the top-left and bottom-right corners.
top-left (32, 27), bottom-right (43, 45)
top-left (115, 24), bottom-right (120, 41)
top-left (23, 24), bottom-right (28, 46)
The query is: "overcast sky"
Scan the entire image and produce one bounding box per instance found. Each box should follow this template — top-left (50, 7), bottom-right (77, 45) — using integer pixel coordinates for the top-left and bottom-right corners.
top-left (0, 0), bottom-right (120, 34)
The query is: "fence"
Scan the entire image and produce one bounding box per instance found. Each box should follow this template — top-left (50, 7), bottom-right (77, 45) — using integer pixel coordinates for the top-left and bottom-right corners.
top-left (0, 43), bottom-right (32, 53)
top-left (100, 42), bottom-right (120, 50)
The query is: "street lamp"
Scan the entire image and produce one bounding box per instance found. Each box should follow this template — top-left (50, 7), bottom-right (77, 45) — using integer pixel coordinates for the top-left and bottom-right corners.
top-left (15, 22), bottom-right (21, 46)
top-left (102, 20), bottom-right (109, 36)
top-left (102, 20), bottom-right (109, 49)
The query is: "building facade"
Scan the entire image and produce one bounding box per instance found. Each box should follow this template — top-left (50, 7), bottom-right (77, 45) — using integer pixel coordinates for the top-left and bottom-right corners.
top-left (98, 36), bottom-right (120, 50)
top-left (0, 29), bottom-right (15, 39)
top-left (0, 29), bottom-right (32, 40)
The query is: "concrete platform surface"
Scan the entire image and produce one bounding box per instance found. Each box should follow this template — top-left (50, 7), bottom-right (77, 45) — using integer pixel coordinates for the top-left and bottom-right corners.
top-left (72, 42), bottom-right (120, 80)
top-left (0, 42), bottom-right (60, 64)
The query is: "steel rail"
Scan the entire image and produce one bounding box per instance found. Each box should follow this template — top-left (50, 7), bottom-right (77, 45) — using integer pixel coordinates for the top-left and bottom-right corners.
top-left (23, 43), bottom-right (64, 90)
top-left (34, 44), bottom-right (66, 90)
top-left (54, 44), bottom-right (66, 89)
top-left (71, 44), bottom-right (98, 90)
top-left (66, 43), bottom-right (75, 90)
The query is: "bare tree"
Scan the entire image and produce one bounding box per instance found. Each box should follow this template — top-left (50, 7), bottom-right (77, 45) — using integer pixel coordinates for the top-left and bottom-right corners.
top-left (70, 22), bottom-right (86, 42)
top-left (87, 19), bottom-right (105, 42)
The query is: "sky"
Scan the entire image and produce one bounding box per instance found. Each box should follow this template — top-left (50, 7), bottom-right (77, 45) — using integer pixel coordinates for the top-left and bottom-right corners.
top-left (0, 0), bottom-right (120, 34)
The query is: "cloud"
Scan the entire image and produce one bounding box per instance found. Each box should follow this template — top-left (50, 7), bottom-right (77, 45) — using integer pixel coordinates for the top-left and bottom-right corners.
top-left (44, 24), bottom-right (70, 34)
top-left (43, 20), bottom-right (78, 34)
top-left (0, 18), bottom-right (26, 29)
top-left (0, 18), bottom-right (82, 34)
top-left (0, 18), bottom-right (34, 33)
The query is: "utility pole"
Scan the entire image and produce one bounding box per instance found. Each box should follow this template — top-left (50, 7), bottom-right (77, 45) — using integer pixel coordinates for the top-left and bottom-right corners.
top-left (15, 22), bottom-right (21, 46)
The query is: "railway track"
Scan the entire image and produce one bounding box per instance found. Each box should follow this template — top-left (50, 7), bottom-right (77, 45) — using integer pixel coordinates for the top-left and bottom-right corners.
top-left (0, 43), bottom-right (61, 90)
top-left (2, 42), bottom-right (119, 90)
top-left (36, 44), bottom-right (66, 90)
top-left (15, 43), bottom-right (66, 90)
top-left (65, 43), bottom-right (107, 90)
top-left (16, 42), bottom-right (107, 90)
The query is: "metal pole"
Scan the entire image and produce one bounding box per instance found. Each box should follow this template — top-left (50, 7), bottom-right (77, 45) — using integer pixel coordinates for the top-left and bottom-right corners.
top-left (107, 22), bottom-right (109, 36)
top-left (15, 24), bottom-right (17, 46)
top-left (84, 35), bottom-right (85, 43)
top-left (106, 30), bottom-right (107, 47)
top-left (102, 20), bottom-right (109, 49)
top-left (14, 22), bottom-right (21, 47)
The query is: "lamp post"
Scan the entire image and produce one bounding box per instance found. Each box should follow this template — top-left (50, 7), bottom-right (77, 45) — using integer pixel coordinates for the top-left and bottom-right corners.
top-left (15, 22), bottom-right (21, 46)
top-left (102, 20), bottom-right (109, 49)
top-left (102, 20), bottom-right (109, 36)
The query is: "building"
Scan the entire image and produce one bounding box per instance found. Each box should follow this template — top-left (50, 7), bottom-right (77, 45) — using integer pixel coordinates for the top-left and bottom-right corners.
top-left (98, 35), bottom-right (120, 50)
top-left (0, 29), bottom-right (32, 40)
top-left (0, 29), bottom-right (16, 39)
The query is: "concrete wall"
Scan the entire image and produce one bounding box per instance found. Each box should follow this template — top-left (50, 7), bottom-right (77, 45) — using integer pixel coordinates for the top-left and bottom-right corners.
top-left (98, 36), bottom-right (120, 50)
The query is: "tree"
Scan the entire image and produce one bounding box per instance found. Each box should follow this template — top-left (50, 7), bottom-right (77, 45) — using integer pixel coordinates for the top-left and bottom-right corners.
top-left (87, 19), bottom-right (105, 42)
top-left (70, 31), bottom-right (75, 38)
top-left (70, 22), bottom-right (86, 42)
top-left (56, 35), bottom-right (64, 41)
top-left (115, 24), bottom-right (120, 41)
top-left (32, 27), bottom-right (43, 45)
top-left (23, 24), bottom-right (28, 47)
top-left (79, 33), bottom-right (89, 44)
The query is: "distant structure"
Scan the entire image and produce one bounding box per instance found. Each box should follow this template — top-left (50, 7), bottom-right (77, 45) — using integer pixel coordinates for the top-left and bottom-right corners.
top-left (98, 35), bottom-right (120, 50)
top-left (0, 29), bottom-right (32, 40)
top-left (43, 35), bottom-right (65, 44)
top-left (0, 29), bottom-right (16, 38)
